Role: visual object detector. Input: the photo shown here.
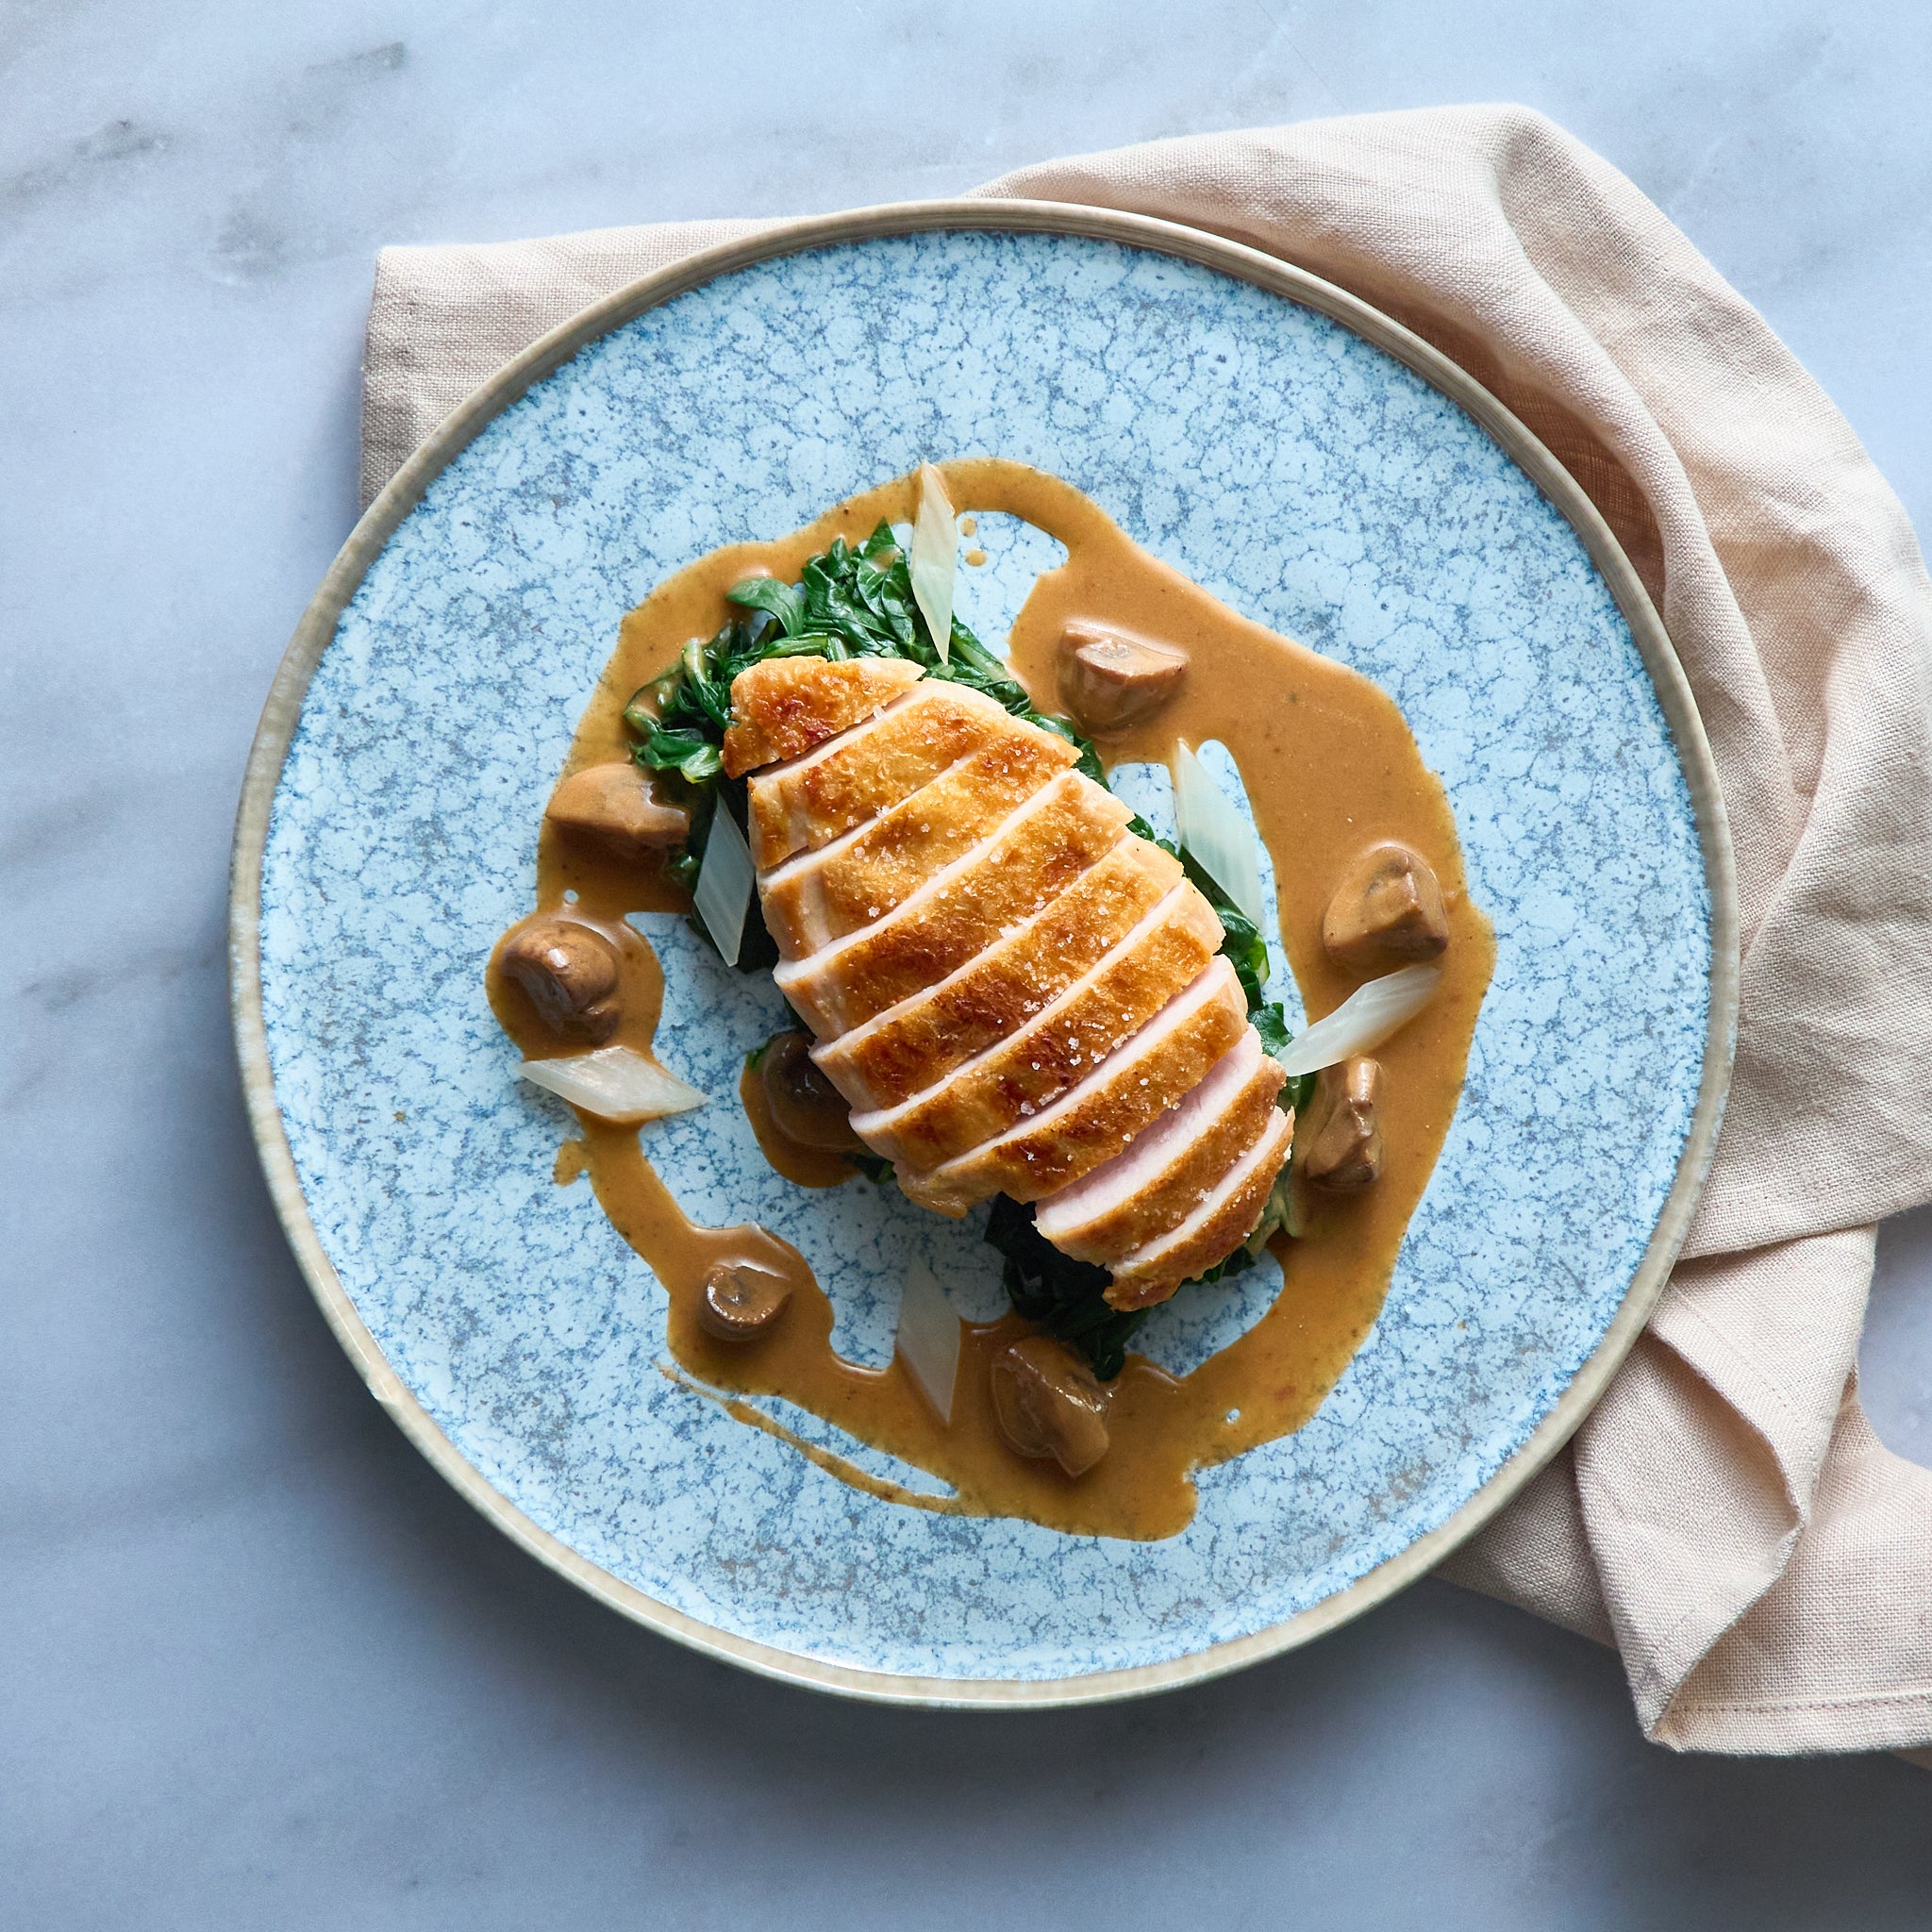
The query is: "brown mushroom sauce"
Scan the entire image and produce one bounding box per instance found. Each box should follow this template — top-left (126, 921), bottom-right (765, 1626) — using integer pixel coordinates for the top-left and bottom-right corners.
top-left (485, 459), bottom-right (1493, 1541)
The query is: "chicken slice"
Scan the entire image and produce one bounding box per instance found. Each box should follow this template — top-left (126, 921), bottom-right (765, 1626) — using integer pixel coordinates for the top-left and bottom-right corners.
top-left (851, 884), bottom-right (1224, 1170)
top-left (895, 957), bottom-right (1249, 1215)
top-left (744, 682), bottom-right (1019, 869)
top-left (1104, 1108), bottom-right (1294, 1309)
top-left (1033, 1031), bottom-right (1287, 1264)
top-left (757, 725), bottom-right (1077, 958)
top-left (722, 656), bottom-right (923, 777)
top-left (810, 838), bottom-right (1186, 1111)
top-left (773, 776), bottom-right (1133, 1037)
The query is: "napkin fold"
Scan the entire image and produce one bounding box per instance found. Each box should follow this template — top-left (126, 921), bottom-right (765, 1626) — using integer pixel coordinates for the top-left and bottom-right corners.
top-left (360, 107), bottom-right (1932, 1755)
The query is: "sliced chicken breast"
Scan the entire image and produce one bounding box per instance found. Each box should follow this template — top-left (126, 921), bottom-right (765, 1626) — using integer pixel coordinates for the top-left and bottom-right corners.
top-left (722, 656), bottom-right (923, 777)
top-left (896, 957), bottom-right (1249, 1215)
top-left (773, 775), bottom-right (1134, 1037)
top-left (1034, 1032), bottom-right (1287, 1264)
top-left (810, 838), bottom-right (1185, 1111)
top-left (1104, 1107), bottom-right (1294, 1309)
top-left (723, 652), bottom-right (1292, 1300)
top-left (851, 884), bottom-right (1224, 1170)
top-left (758, 725), bottom-right (1077, 957)
top-left (744, 681), bottom-right (1019, 869)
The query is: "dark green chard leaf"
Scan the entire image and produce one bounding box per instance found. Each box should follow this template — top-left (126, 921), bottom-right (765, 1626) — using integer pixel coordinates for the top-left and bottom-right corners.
top-left (984, 1194), bottom-right (1149, 1383)
top-left (636, 728), bottom-right (725, 785)
top-left (726, 576), bottom-right (808, 637)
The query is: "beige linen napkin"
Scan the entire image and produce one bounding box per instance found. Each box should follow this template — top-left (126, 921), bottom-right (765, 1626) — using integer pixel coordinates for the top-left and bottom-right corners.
top-left (360, 107), bottom-right (1932, 1756)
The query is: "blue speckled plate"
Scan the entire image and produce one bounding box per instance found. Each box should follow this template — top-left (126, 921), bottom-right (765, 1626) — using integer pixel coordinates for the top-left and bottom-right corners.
top-left (233, 206), bottom-right (1735, 1705)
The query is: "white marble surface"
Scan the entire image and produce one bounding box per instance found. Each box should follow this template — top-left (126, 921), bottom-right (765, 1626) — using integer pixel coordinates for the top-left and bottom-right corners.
top-left (4, 2), bottom-right (1930, 1924)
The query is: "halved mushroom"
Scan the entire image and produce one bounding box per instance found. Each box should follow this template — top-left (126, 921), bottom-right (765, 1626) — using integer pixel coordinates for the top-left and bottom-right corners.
top-left (761, 1030), bottom-right (866, 1153)
top-left (1056, 622), bottom-right (1188, 735)
top-left (697, 1260), bottom-right (793, 1341)
top-left (989, 1336), bottom-right (1111, 1477)
top-left (547, 762), bottom-right (691, 854)
top-left (501, 919), bottom-right (622, 1041)
top-left (1301, 1056), bottom-right (1384, 1192)
top-left (1322, 842), bottom-right (1449, 970)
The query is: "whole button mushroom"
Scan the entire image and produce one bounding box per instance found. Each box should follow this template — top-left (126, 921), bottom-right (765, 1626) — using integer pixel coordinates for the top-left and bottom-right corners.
top-left (761, 1030), bottom-right (866, 1154)
top-left (547, 762), bottom-right (691, 854)
top-left (1056, 622), bottom-right (1188, 736)
top-left (989, 1335), bottom-right (1112, 1478)
top-left (1301, 1056), bottom-right (1385, 1193)
top-left (501, 919), bottom-right (623, 1041)
top-left (697, 1260), bottom-right (793, 1341)
top-left (1322, 841), bottom-right (1450, 970)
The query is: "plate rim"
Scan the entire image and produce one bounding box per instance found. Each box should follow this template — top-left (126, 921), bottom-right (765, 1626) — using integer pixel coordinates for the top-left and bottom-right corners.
top-left (229, 198), bottom-right (1739, 1708)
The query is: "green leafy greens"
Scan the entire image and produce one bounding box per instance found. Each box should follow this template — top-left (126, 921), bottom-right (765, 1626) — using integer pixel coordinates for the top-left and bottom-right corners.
top-left (625, 520), bottom-right (1311, 1379)
top-left (984, 1194), bottom-right (1152, 1384)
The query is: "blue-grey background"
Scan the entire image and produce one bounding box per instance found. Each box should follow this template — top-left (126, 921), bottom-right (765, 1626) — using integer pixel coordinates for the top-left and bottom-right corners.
top-left (4, 2), bottom-right (1929, 1925)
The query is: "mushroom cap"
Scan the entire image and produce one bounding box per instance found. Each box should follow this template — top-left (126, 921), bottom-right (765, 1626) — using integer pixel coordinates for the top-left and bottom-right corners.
top-left (501, 918), bottom-right (622, 1041)
top-left (547, 762), bottom-right (691, 852)
top-left (1056, 621), bottom-right (1188, 735)
top-left (1302, 1056), bottom-right (1385, 1192)
top-left (697, 1260), bottom-right (793, 1341)
top-left (1321, 841), bottom-right (1449, 970)
top-left (989, 1335), bottom-right (1111, 1478)
top-left (760, 1031), bottom-right (865, 1153)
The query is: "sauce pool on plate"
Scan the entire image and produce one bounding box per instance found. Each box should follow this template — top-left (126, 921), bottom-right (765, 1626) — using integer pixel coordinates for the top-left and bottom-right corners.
top-left (487, 460), bottom-right (1493, 1541)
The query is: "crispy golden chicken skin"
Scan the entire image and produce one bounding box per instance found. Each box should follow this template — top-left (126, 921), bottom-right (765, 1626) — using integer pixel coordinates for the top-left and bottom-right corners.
top-left (744, 681), bottom-right (1017, 869)
top-left (810, 838), bottom-right (1185, 1110)
top-left (772, 774), bottom-right (1134, 1031)
top-left (852, 886), bottom-right (1224, 1171)
top-left (721, 656), bottom-right (923, 778)
top-left (758, 726), bottom-right (1077, 958)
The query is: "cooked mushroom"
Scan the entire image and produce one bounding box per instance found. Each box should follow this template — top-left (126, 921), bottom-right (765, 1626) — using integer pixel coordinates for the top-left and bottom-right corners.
top-left (1301, 1056), bottom-right (1384, 1192)
top-left (1056, 622), bottom-right (1188, 735)
top-left (989, 1335), bottom-right (1111, 1477)
top-left (1322, 841), bottom-right (1449, 970)
top-left (501, 919), bottom-right (622, 1041)
top-left (547, 762), bottom-right (691, 853)
top-left (761, 1030), bottom-right (866, 1153)
top-left (697, 1260), bottom-right (793, 1340)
